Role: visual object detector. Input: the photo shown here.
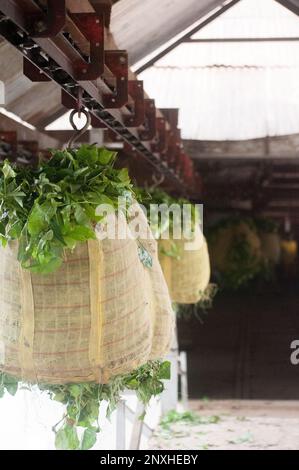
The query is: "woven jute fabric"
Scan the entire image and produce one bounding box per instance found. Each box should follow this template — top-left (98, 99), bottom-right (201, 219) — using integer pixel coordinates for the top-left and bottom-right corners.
top-left (158, 226), bottom-right (211, 304)
top-left (0, 208), bottom-right (174, 384)
top-left (259, 232), bottom-right (281, 265)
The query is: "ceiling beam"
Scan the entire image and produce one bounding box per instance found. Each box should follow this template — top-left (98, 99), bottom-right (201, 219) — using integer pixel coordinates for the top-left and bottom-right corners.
top-left (275, 0), bottom-right (299, 16)
top-left (184, 37), bottom-right (299, 43)
top-left (135, 0), bottom-right (241, 74)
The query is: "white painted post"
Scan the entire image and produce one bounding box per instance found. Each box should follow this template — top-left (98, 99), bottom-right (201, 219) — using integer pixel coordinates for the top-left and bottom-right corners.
top-left (129, 401), bottom-right (146, 450)
top-left (116, 400), bottom-right (126, 450)
top-left (179, 351), bottom-right (189, 410)
top-left (161, 328), bottom-right (179, 414)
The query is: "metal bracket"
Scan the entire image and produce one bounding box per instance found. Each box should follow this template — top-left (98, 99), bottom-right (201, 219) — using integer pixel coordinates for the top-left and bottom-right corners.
top-left (174, 129), bottom-right (183, 170)
top-left (68, 12), bottom-right (104, 80)
top-left (124, 81), bottom-right (145, 127)
top-left (166, 128), bottom-right (181, 167)
top-left (30, 0), bottom-right (66, 37)
top-left (23, 57), bottom-right (50, 82)
top-left (160, 108), bottom-right (179, 130)
top-left (107, 128), bottom-right (121, 140)
top-left (181, 154), bottom-right (194, 184)
top-left (0, 0), bottom-right (189, 190)
top-left (90, 114), bottom-right (106, 128)
top-left (90, 1), bottom-right (112, 28)
top-left (61, 87), bottom-right (88, 119)
top-left (103, 50), bottom-right (128, 108)
top-left (139, 99), bottom-right (156, 141)
top-left (151, 117), bottom-right (166, 152)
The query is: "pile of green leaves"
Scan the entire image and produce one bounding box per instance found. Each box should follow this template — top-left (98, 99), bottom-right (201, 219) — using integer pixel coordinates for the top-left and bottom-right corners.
top-left (0, 145), bottom-right (133, 274)
top-left (0, 360), bottom-right (170, 450)
top-left (160, 409), bottom-right (220, 432)
top-left (136, 187), bottom-right (199, 241)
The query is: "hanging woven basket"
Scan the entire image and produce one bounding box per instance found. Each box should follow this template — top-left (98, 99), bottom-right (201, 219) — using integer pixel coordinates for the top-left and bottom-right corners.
top-left (0, 209), bottom-right (174, 385)
top-left (254, 218), bottom-right (281, 266)
top-left (158, 225), bottom-right (211, 304)
top-left (208, 219), bottom-right (262, 289)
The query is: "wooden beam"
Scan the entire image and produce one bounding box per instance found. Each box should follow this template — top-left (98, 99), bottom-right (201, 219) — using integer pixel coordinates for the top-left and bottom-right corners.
top-left (135, 0), bottom-right (241, 74)
top-left (8, 82), bottom-right (61, 127)
top-left (184, 135), bottom-right (299, 161)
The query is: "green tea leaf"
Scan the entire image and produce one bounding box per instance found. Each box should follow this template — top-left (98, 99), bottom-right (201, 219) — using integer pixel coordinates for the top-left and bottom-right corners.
top-left (55, 425), bottom-right (80, 450)
top-left (98, 148), bottom-right (115, 165)
top-left (117, 168), bottom-right (130, 184)
top-left (27, 256), bottom-right (62, 274)
top-left (65, 225), bottom-right (96, 242)
top-left (2, 161), bottom-right (16, 179)
top-left (28, 202), bottom-right (56, 236)
top-left (80, 428), bottom-right (97, 450)
top-left (77, 144), bottom-right (98, 163)
top-left (5, 382), bottom-right (18, 396)
top-left (69, 384), bottom-right (81, 398)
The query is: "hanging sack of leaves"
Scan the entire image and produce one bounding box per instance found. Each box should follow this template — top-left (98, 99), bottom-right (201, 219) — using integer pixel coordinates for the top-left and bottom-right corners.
top-left (159, 227), bottom-right (211, 304)
top-left (255, 217), bottom-right (281, 266)
top-left (0, 146), bottom-right (174, 385)
top-left (208, 218), bottom-right (263, 290)
top-left (136, 188), bottom-right (211, 304)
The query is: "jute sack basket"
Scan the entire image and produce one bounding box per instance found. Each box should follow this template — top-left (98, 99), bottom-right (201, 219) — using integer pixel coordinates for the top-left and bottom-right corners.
top-left (0, 208), bottom-right (174, 385)
top-left (158, 225), bottom-right (211, 304)
top-left (209, 221), bottom-right (261, 273)
top-left (259, 232), bottom-right (281, 265)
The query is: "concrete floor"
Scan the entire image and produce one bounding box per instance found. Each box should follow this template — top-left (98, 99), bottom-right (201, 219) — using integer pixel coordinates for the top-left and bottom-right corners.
top-left (150, 400), bottom-right (299, 450)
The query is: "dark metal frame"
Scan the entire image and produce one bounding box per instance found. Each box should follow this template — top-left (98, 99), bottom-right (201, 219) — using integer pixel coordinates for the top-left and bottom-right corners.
top-left (0, 0), bottom-right (192, 191)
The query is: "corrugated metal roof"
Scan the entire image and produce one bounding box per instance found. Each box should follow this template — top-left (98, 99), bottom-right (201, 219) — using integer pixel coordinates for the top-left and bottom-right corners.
top-left (193, 0), bottom-right (299, 38)
top-left (140, 0), bottom-right (299, 141)
top-left (154, 42), bottom-right (299, 67)
top-left (140, 66), bottom-right (299, 140)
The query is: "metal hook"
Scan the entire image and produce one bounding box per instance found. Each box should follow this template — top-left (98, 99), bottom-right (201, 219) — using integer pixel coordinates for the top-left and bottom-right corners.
top-left (67, 109), bottom-right (91, 148)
